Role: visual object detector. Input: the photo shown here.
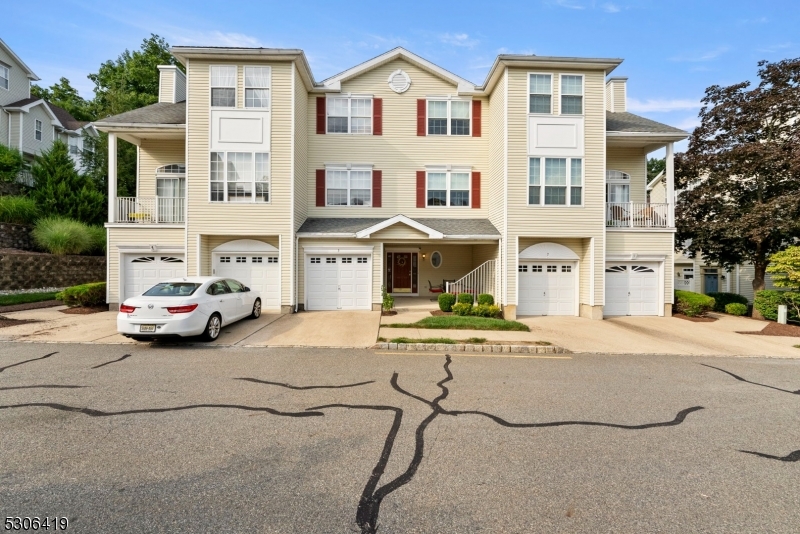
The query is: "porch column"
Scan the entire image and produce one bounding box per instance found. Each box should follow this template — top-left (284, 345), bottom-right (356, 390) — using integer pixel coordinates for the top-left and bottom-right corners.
top-left (666, 142), bottom-right (675, 227)
top-left (108, 132), bottom-right (117, 223)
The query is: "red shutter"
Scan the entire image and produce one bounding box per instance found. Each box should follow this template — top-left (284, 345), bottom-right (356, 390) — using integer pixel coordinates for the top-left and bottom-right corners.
top-left (372, 170), bottom-right (382, 207)
top-left (471, 171), bottom-right (481, 209)
top-left (316, 97), bottom-right (326, 134)
top-left (416, 171), bottom-right (426, 208)
top-left (417, 99), bottom-right (426, 136)
top-left (316, 169), bottom-right (326, 206)
top-left (373, 98), bottom-right (382, 135)
top-left (472, 100), bottom-right (481, 137)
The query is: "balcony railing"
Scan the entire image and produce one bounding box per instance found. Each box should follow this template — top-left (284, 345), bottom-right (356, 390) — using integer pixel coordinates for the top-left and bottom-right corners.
top-left (446, 259), bottom-right (499, 302)
top-left (606, 202), bottom-right (669, 228)
top-left (115, 196), bottom-right (185, 224)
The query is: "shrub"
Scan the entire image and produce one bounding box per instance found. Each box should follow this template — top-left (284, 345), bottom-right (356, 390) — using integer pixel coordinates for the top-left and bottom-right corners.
top-left (32, 216), bottom-right (92, 255)
top-left (452, 303), bottom-right (473, 316)
top-left (725, 303), bottom-right (748, 316)
top-left (0, 195), bottom-right (40, 225)
top-left (0, 144), bottom-right (24, 182)
top-left (457, 293), bottom-right (473, 305)
top-left (381, 285), bottom-right (394, 312)
top-left (473, 304), bottom-right (502, 318)
top-left (754, 290), bottom-right (800, 322)
top-left (674, 290), bottom-right (715, 317)
top-left (438, 292), bottom-right (456, 312)
top-left (477, 293), bottom-right (494, 306)
top-left (706, 292), bottom-right (748, 313)
top-left (57, 282), bottom-right (106, 307)
top-left (86, 225), bottom-right (107, 255)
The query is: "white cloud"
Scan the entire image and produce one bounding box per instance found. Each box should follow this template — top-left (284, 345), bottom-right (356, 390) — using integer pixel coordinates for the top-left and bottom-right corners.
top-left (602, 2), bottom-right (621, 12)
top-left (627, 98), bottom-right (701, 113)
top-left (674, 116), bottom-right (701, 131)
top-left (669, 47), bottom-right (729, 62)
top-left (553, 0), bottom-right (587, 9)
top-left (496, 46), bottom-right (536, 55)
top-left (439, 32), bottom-right (479, 48)
top-left (169, 30), bottom-right (264, 48)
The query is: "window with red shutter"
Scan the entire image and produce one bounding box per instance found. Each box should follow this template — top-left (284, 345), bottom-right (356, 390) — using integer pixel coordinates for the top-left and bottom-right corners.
top-left (316, 97), bottom-right (326, 134)
top-left (416, 171), bottom-right (426, 207)
top-left (416, 100), bottom-right (426, 136)
top-left (316, 169), bottom-right (325, 206)
top-left (471, 171), bottom-right (481, 208)
top-left (472, 100), bottom-right (481, 137)
top-left (372, 170), bottom-right (382, 207)
top-left (373, 98), bottom-right (382, 135)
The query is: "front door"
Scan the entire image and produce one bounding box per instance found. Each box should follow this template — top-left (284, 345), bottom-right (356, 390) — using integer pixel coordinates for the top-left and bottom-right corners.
top-left (386, 252), bottom-right (418, 294)
top-left (704, 272), bottom-right (719, 294)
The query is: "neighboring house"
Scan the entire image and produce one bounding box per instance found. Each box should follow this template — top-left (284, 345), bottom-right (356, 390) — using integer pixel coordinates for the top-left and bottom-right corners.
top-left (94, 47), bottom-right (687, 319)
top-left (0, 38), bottom-right (96, 173)
top-left (648, 173), bottom-right (776, 302)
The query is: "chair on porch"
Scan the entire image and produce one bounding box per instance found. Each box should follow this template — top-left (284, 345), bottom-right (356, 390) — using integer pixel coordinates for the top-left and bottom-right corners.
top-left (427, 280), bottom-right (444, 294)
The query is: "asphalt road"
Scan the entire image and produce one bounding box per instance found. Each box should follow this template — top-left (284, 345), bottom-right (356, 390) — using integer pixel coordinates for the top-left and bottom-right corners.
top-left (1, 342), bottom-right (799, 533)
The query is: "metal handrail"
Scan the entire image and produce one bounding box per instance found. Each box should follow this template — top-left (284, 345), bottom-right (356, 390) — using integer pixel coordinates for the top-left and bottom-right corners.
top-left (446, 259), bottom-right (498, 303)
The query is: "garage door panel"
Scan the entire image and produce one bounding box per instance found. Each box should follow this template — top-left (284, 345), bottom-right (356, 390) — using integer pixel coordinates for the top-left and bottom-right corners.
top-left (123, 255), bottom-right (186, 301)
top-left (605, 263), bottom-right (659, 316)
top-left (306, 255), bottom-right (371, 310)
top-left (518, 262), bottom-right (575, 316)
top-left (214, 252), bottom-right (281, 310)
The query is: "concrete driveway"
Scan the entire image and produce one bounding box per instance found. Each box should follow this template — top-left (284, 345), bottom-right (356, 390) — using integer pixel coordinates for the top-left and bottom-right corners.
top-left (0, 306), bottom-right (381, 348)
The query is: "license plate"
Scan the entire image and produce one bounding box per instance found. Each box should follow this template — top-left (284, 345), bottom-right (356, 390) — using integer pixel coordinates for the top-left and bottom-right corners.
top-left (139, 324), bottom-right (156, 332)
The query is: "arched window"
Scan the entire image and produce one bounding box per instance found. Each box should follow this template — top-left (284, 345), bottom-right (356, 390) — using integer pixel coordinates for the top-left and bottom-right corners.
top-left (156, 164), bottom-right (186, 175)
top-left (606, 170), bottom-right (630, 203)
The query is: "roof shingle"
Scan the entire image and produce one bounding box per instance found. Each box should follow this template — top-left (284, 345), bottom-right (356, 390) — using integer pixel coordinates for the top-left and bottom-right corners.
top-left (297, 217), bottom-right (500, 237)
top-left (95, 101), bottom-right (186, 126)
top-left (606, 111), bottom-right (687, 135)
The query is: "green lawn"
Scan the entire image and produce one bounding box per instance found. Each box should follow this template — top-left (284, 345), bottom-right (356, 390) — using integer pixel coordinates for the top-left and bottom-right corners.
top-left (0, 291), bottom-right (60, 307)
top-left (383, 315), bottom-right (530, 332)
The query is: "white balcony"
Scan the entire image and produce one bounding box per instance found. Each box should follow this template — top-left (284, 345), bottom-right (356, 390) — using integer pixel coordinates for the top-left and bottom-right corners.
top-left (114, 196), bottom-right (185, 224)
top-left (606, 202), bottom-right (670, 229)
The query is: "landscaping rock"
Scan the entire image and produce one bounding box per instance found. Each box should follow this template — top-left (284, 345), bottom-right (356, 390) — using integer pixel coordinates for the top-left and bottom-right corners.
top-left (388, 343), bottom-right (397, 350)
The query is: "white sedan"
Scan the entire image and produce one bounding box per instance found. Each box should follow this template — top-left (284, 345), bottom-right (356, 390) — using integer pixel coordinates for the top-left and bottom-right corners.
top-left (117, 276), bottom-right (262, 341)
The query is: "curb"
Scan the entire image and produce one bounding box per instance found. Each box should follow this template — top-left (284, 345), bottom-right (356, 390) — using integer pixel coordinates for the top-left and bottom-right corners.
top-left (372, 342), bottom-right (569, 354)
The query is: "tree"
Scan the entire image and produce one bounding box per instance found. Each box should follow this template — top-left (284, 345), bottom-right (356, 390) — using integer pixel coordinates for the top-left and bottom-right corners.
top-left (0, 144), bottom-right (24, 182)
top-left (29, 141), bottom-right (105, 225)
top-left (31, 78), bottom-right (92, 121)
top-left (766, 246), bottom-right (800, 289)
top-left (675, 57), bottom-right (800, 295)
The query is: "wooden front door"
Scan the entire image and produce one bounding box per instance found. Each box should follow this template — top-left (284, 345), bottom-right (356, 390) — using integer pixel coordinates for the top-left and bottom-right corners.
top-left (386, 252), bottom-right (418, 294)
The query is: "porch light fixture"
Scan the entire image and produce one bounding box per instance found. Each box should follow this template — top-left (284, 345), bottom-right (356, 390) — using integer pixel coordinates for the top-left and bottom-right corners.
top-left (422, 253), bottom-right (426, 260)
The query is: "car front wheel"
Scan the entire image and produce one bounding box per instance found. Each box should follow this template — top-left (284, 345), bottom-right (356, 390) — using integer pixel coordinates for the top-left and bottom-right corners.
top-left (202, 313), bottom-right (222, 341)
top-left (250, 298), bottom-right (262, 319)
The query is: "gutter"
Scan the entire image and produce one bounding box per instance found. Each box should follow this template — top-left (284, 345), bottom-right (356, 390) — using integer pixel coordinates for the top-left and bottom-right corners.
top-left (93, 122), bottom-right (186, 130)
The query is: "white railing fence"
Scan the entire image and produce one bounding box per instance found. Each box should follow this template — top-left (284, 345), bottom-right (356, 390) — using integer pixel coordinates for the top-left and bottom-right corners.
top-left (446, 259), bottom-right (498, 302)
top-left (15, 169), bottom-right (35, 187)
top-left (674, 278), bottom-right (694, 291)
top-left (606, 202), bottom-right (669, 228)
top-left (116, 197), bottom-right (185, 223)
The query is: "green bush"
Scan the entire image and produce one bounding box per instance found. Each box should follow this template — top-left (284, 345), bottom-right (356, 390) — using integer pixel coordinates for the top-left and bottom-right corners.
top-left (438, 292), bottom-right (456, 312)
top-left (457, 293), bottom-right (473, 305)
top-left (0, 144), bottom-right (24, 182)
top-left (452, 303), bottom-right (473, 316)
top-left (381, 285), bottom-right (394, 312)
top-left (0, 196), bottom-right (40, 225)
top-left (473, 304), bottom-right (502, 318)
top-left (86, 225), bottom-right (107, 255)
top-left (57, 282), bottom-right (106, 307)
top-left (674, 290), bottom-right (715, 317)
top-left (754, 290), bottom-right (800, 322)
top-left (707, 292), bottom-right (748, 313)
top-left (725, 303), bottom-right (748, 316)
top-left (32, 216), bottom-right (92, 255)
top-left (477, 293), bottom-right (494, 306)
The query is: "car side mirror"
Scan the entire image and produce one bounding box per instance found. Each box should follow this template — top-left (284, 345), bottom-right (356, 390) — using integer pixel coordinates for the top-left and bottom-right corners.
top-left (244, 287), bottom-right (250, 292)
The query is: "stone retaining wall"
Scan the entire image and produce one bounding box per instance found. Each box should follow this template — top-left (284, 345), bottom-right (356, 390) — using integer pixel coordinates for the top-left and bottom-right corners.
top-left (0, 252), bottom-right (106, 291)
top-left (0, 223), bottom-right (36, 251)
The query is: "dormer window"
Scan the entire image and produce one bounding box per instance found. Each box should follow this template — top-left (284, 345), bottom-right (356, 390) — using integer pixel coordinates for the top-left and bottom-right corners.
top-left (0, 65), bottom-right (8, 91)
top-left (210, 66), bottom-right (236, 107)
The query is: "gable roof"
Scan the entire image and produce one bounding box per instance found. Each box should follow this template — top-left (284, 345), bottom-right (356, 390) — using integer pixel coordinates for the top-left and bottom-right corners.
top-left (606, 111), bottom-right (687, 136)
top-left (4, 98), bottom-right (91, 132)
top-left (94, 101), bottom-right (186, 128)
top-left (321, 47), bottom-right (476, 93)
top-left (297, 217), bottom-right (500, 239)
top-left (46, 103), bottom-right (88, 131)
top-left (0, 38), bottom-right (40, 81)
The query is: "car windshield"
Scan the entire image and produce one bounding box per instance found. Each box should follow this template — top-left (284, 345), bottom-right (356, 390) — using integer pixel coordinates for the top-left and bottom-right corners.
top-left (142, 282), bottom-right (202, 297)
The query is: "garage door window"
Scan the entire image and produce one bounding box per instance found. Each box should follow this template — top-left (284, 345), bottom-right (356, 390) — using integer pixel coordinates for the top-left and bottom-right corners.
top-left (219, 256), bottom-right (230, 263)
top-left (252, 257), bottom-right (263, 263)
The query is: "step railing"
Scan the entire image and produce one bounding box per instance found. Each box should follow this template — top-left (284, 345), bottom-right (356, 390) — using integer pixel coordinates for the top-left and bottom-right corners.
top-left (115, 197), bottom-right (185, 223)
top-left (606, 202), bottom-right (669, 228)
top-left (446, 259), bottom-right (498, 302)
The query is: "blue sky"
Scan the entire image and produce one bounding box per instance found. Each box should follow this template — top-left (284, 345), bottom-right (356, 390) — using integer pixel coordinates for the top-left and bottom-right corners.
top-left (5, 0), bottom-right (798, 153)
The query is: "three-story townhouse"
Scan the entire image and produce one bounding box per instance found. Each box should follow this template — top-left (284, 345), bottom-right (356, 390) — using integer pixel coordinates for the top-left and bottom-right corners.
top-left (96, 46), bottom-right (687, 320)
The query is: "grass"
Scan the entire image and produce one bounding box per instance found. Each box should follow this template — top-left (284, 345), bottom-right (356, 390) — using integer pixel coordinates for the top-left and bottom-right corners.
top-left (465, 337), bottom-right (487, 343)
top-left (0, 291), bottom-right (60, 307)
top-left (795, 345), bottom-right (800, 349)
top-left (377, 336), bottom-right (387, 342)
top-left (390, 337), bottom-right (457, 344)
top-left (383, 315), bottom-right (530, 332)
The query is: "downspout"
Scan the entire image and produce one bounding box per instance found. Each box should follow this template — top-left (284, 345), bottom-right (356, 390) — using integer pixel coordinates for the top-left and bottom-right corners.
top-left (294, 234), bottom-right (300, 313)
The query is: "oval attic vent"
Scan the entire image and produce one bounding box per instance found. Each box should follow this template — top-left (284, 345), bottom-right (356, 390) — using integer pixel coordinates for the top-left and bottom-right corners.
top-left (388, 69), bottom-right (411, 94)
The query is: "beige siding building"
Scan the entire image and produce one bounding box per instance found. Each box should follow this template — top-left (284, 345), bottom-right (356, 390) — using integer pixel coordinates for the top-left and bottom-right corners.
top-left (96, 46), bottom-right (687, 320)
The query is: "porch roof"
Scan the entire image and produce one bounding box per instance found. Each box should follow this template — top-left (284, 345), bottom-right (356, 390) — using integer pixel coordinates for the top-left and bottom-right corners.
top-left (297, 217), bottom-right (500, 239)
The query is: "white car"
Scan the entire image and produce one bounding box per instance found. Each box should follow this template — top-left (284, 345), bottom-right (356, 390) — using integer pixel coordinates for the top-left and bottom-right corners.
top-left (117, 276), bottom-right (262, 341)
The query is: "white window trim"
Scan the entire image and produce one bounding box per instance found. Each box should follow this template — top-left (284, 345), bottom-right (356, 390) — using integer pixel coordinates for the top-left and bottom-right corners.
top-left (325, 165), bottom-right (373, 207)
top-left (558, 73), bottom-right (584, 117)
top-left (34, 119), bottom-right (42, 142)
top-left (244, 65), bottom-right (271, 109)
top-left (210, 65), bottom-right (237, 109)
top-left (425, 96), bottom-right (472, 136)
top-left (425, 167), bottom-right (472, 208)
top-left (0, 65), bottom-right (9, 91)
top-left (430, 250), bottom-right (443, 269)
top-left (208, 151), bottom-right (271, 203)
top-left (527, 72), bottom-right (553, 115)
top-left (326, 94), bottom-right (373, 135)
top-left (527, 157), bottom-right (584, 207)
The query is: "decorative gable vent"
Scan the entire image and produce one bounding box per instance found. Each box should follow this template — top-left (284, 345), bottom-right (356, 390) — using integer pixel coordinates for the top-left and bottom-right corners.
top-left (388, 69), bottom-right (411, 94)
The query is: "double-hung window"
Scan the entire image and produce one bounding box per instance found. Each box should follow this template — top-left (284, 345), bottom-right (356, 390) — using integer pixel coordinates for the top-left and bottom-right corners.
top-left (427, 100), bottom-right (470, 135)
top-left (560, 75), bottom-right (583, 115)
top-left (0, 65), bottom-right (8, 90)
top-left (326, 167), bottom-right (372, 206)
top-left (529, 74), bottom-right (552, 114)
top-left (427, 170), bottom-right (470, 207)
top-left (528, 157), bottom-right (583, 206)
top-left (209, 152), bottom-right (270, 202)
top-left (34, 120), bottom-right (42, 141)
top-left (210, 66), bottom-right (236, 107)
top-left (327, 96), bottom-right (372, 134)
top-left (245, 67), bottom-right (270, 108)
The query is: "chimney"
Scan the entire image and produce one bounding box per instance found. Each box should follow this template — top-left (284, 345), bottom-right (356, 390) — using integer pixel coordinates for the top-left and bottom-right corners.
top-left (606, 77), bottom-right (627, 113)
top-left (157, 65), bottom-right (186, 104)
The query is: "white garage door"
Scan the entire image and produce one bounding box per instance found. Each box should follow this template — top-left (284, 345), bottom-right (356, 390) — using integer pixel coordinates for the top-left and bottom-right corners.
top-left (306, 255), bottom-right (371, 310)
top-left (123, 255), bottom-right (185, 301)
top-left (214, 253), bottom-right (280, 310)
top-left (605, 264), bottom-right (659, 316)
top-left (518, 262), bottom-right (576, 316)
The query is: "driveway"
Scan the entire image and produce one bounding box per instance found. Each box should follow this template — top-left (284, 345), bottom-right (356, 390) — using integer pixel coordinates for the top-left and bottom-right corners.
top-left (0, 306), bottom-right (381, 348)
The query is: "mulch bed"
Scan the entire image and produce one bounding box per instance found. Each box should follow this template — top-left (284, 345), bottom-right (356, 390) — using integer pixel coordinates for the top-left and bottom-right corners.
top-left (430, 310), bottom-right (453, 316)
top-left (59, 306), bottom-right (108, 315)
top-left (674, 313), bottom-right (717, 323)
top-left (381, 311), bottom-right (397, 316)
top-left (738, 321), bottom-right (800, 337)
top-left (0, 316), bottom-right (38, 328)
top-left (0, 300), bottom-right (62, 313)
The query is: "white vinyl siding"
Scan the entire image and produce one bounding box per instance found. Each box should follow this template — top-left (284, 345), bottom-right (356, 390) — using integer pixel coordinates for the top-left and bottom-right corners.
top-left (326, 167), bottom-right (372, 206)
top-left (244, 66), bottom-right (270, 108)
top-left (528, 157), bottom-right (583, 206)
top-left (210, 66), bottom-right (236, 107)
top-left (528, 73), bottom-right (552, 114)
top-left (427, 99), bottom-right (470, 136)
top-left (209, 152), bottom-right (270, 202)
top-left (327, 96), bottom-right (372, 134)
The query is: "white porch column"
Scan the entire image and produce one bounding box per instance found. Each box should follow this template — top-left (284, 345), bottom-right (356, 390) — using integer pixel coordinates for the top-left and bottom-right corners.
top-left (108, 132), bottom-right (117, 223)
top-left (666, 142), bottom-right (675, 227)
